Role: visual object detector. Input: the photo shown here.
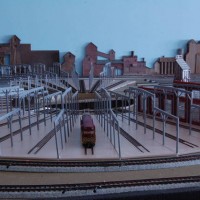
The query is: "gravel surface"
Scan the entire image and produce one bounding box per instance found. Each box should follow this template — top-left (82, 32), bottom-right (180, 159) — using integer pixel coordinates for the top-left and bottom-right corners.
top-left (0, 165), bottom-right (200, 185)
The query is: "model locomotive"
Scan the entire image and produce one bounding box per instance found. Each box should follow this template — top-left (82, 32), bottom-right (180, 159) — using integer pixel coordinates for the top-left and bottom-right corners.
top-left (80, 113), bottom-right (96, 154)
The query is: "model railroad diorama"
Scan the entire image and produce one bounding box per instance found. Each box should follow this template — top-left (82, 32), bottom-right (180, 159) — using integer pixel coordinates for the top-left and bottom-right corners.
top-left (0, 35), bottom-right (200, 199)
top-left (0, 35), bottom-right (200, 154)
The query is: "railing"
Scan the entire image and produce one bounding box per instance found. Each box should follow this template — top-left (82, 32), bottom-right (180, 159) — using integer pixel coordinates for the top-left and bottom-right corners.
top-left (0, 86), bottom-right (23, 113)
top-left (11, 73), bottom-right (67, 90)
top-left (52, 87), bottom-right (79, 159)
top-left (18, 87), bottom-right (46, 135)
top-left (71, 68), bottom-right (80, 91)
top-left (99, 62), bottom-right (114, 89)
top-left (109, 90), bottom-right (130, 122)
top-left (95, 88), bottom-right (121, 159)
top-left (60, 70), bottom-right (69, 87)
top-left (154, 85), bottom-right (193, 126)
top-left (0, 64), bottom-right (31, 77)
top-left (114, 86), bottom-right (181, 154)
top-left (128, 87), bottom-right (155, 134)
top-left (61, 87), bottom-right (78, 133)
top-left (153, 107), bottom-right (179, 154)
top-left (0, 108), bottom-right (22, 147)
top-left (43, 91), bottom-right (62, 121)
top-left (54, 109), bottom-right (68, 159)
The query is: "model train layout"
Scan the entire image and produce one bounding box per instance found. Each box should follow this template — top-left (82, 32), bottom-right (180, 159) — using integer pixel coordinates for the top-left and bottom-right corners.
top-left (80, 113), bottom-right (96, 154)
top-left (0, 34), bottom-right (200, 199)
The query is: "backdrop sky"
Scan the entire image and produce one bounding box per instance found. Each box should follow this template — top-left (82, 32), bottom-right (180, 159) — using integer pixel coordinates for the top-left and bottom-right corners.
top-left (0, 0), bottom-right (199, 75)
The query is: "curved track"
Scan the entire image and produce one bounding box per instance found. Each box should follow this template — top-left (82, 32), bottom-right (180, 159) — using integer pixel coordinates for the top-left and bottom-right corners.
top-left (0, 110), bottom-right (200, 171)
top-left (1, 176), bottom-right (200, 192)
top-left (0, 153), bottom-right (200, 171)
top-left (0, 175), bottom-right (200, 199)
top-left (1, 109), bottom-right (200, 199)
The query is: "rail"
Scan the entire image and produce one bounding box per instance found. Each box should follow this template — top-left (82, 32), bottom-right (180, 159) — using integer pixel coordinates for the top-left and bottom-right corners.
top-left (128, 87), bottom-right (155, 134)
top-left (0, 176), bottom-right (199, 199)
top-left (43, 91), bottom-right (62, 121)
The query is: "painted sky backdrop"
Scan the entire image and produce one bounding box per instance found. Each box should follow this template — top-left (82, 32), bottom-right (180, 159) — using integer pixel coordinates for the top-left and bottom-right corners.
top-left (0, 0), bottom-right (200, 74)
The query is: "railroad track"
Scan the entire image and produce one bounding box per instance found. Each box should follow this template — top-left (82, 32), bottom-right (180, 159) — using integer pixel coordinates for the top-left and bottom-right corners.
top-left (0, 114), bottom-right (200, 198)
top-left (28, 117), bottom-right (71, 154)
top-left (1, 153), bottom-right (200, 170)
top-left (109, 119), bottom-right (149, 153)
top-left (114, 108), bottom-right (200, 133)
top-left (0, 176), bottom-right (200, 196)
top-left (0, 112), bottom-right (200, 170)
top-left (0, 110), bottom-right (57, 143)
top-left (105, 80), bottom-right (126, 90)
top-left (0, 111), bottom-right (199, 172)
top-left (119, 127), bottom-right (149, 153)
top-left (0, 108), bottom-right (58, 129)
top-left (89, 80), bottom-right (100, 93)
top-left (115, 111), bottom-right (199, 148)
top-left (28, 127), bottom-right (56, 154)
top-left (0, 111), bottom-right (37, 128)
top-left (130, 116), bottom-right (198, 148)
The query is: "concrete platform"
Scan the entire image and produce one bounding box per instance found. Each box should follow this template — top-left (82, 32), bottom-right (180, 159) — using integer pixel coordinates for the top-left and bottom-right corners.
top-left (0, 111), bottom-right (199, 160)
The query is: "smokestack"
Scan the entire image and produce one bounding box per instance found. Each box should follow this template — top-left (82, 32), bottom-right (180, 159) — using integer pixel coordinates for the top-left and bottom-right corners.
top-left (131, 51), bottom-right (134, 56)
top-left (177, 48), bottom-right (184, 56)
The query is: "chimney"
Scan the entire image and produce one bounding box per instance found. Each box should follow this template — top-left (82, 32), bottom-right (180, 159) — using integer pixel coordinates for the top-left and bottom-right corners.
top-left (131, 51), bottom-right (134, 56)
top-left (177, 48), bottom-right (184, 56)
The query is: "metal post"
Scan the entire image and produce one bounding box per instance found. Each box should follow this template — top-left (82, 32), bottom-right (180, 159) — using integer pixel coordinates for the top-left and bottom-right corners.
top-left (9, 116), bottom-right (13, 147)
top-left (143, 96), bottom-right (147, 134)
top-left (163, 115), bottom-right (166, 145)
top-left (18, 110), bottom-right (23, 141)
top-left (103, 98), bottom-right (106, 131)
top-left (59, 120), bottom-right (63, 149)
top-left (49, 98), bottom-right (53, 122)
top-left (100, 98), bottom-right (103, 125)
top-left (5, 90), bottom-right (9, 113)
top-left (153, 110), bottom-right (155, 139)
top-left (113, 119), bottom-right (116, 148)
top-left (63, 114), bottom-right (67, 142)
top-left (65, 97), bottom-right (70, 137)
top-left (128, 92), bottom-right (131, 125)
top-left (176, 118), bottom-right (179, 154)
top-left (189, 106), bottom-right (192, 135)
top-left (106, 99), bottom-right (109, 136)
top-left (109, 111), bottom-right (112, 143)
top-left (117, 121), bottom-right (121, 160)
top-left (43, 89), bottom-right (46, 126)
top-left (35, 92), bottom-right (39, 131)
top-left (135, 94), bottom-right (138, 130)
top-left (28, 94), bottom-right (32, 135)
top-left (54, 123), bottom-right (59, 159)
top-left (23, 98), bottom-right (25, 115)
top-left (177, 94), bottom-right (180, 118)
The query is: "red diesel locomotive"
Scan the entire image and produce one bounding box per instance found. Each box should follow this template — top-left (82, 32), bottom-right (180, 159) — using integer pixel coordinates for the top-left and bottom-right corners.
top-left (80, 113), bottom-right (96, 154)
